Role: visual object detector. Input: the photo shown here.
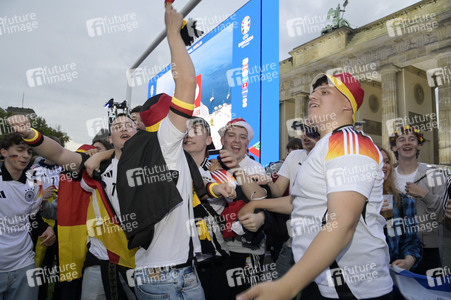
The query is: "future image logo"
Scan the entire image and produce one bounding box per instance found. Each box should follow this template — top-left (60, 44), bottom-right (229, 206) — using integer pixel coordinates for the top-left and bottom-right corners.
top-left (26, 264), bottom-right (78, 287)
top-left (0, 13), bottom-right (38, 36)
top-left (286, 15), bottom-right (327, 37)
top-left (86, 117), bottom-right (109, 138)
top-left (226, 268), bottom-right (245, 287)
top-left (386, 14), bottom-right (438, 37)
top-left (86, 13), bottom-right (138, 37)
top-left (226, 68), bottom-right (242, 87)
top-left (426, 266), bottom-right (451, 287)
top-left (426, 67), bottom-right (451, 87)
top-left (26, 63), bottom-right (78, 87)
top-left (326, 263), bottom-right (378, 287)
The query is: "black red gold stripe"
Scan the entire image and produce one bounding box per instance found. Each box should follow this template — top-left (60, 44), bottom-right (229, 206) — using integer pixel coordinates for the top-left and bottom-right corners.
top-left (22, 128), bottom-right (44, 147)
top-left (170, 97), bottom-right (194, 119)
top-left (206, 182), bottom-right (220, 198)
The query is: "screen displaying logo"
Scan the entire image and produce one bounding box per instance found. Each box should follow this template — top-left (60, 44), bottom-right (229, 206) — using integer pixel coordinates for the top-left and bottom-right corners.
top-left (241, 16), bottom-right (251, 34)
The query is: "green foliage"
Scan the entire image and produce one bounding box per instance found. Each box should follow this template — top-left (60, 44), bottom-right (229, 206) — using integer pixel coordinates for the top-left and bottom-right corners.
top-left (0, 109), bottom-right (70, 147)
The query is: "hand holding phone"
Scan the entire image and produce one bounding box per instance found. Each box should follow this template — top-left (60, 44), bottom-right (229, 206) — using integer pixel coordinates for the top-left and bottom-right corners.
top-left (208, 149), bottom-right (221, 159)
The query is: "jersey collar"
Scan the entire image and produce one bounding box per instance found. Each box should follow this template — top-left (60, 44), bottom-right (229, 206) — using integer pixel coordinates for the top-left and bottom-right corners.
top-left (1, 163), bottom-right (29, 184)
top-left (332, 124), bottom-right (354, 133)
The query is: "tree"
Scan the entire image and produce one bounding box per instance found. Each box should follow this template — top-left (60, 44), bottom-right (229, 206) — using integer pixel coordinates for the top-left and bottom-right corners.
top-left (0, 109), bottom-right (70, 147)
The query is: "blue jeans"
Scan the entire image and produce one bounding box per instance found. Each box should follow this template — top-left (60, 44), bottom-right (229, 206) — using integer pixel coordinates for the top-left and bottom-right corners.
top-left (81, 265), bottom-right (136, 300)
top-left (81, 266), bottom-right (106, 300)
top-left (275, 242), bottom-right (295, 278)
top-left (134, 266), bottom-right (205, 300)
top-left (0, 264), bottom-right (38, 300)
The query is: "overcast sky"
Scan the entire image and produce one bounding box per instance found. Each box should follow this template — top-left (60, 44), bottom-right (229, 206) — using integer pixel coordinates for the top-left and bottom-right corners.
top-left (0, 0), bottom-right (420, 150)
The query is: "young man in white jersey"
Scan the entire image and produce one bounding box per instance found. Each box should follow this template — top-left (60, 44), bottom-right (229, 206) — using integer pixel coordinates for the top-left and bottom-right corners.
top-left (238, 72), bottom-right (393, 300)
top-left (265, 124), bottom-right (321, 299)
top-left (8, 116), bottom-right (139, 300)
top-left (389, 126), bottom-right (446, 275)
top-left (183, 117), bottom-right (269, 299)
top-left (0, 133), bottom-right (56, 300)
top-left (268, 124), bottom-right (320, 198)
top-left (214, 118), bottom-right (273, 295)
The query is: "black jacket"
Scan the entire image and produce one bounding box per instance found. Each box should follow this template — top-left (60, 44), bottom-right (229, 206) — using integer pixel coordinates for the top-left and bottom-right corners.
top-left (117, 129), bottom-right (207, 250)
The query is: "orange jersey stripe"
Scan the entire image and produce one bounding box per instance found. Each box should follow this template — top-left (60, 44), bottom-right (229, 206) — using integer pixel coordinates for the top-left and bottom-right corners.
top-left (358, 134), bottom-right (380, 163)
top-left (326, 132), bottom-right (345, 161)
top-left (326, 130), bottom-right (380, 163)
top-left (211, 169), bottom-right (235, 184)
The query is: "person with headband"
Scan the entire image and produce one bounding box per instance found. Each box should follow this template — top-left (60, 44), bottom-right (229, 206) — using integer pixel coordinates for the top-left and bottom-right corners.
top-left (389, 125), bottom-right (446, 275)
top-left (238, 72), bottom-right (393, 300)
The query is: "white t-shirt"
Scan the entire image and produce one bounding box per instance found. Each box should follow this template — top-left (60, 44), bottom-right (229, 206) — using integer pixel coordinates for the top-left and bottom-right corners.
top-left (32, 161), bottom-right (61, 219)
top-left (394, 167), bottom-right (418, 194)
top-left (199, 158), bottom-right (236, 214)
top-left (278, 149), bottom-right (309, 193)
top-left (0, 166), bottom-right (42, 272)
top-left (276, 149), bottom-right (309, 247)
top-left (135, 117), bottom-right (199, 268)
top-left (197, 159), bottom-right (230, 259)
top-left (32, 161), bottom-right (61, 191)
top-left (290, 126), bottom-right (392, 299)
top-left (226, 155), bottom-right (267, 255)
top-left (87, 157), bottom-right (120, 261)
top-left (239, 155), bottom-right (266, 176)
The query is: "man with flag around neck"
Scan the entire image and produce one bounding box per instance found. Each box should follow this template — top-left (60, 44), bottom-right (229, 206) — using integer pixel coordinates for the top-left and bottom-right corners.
top-left (238, 73), bottom-right (393, 300)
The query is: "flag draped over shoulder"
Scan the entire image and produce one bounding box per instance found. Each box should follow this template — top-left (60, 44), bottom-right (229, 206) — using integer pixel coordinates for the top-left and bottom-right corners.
top-left (57, 172), bottom-right (90, 281)
top-left (390, 265), bottom-right (451, 300)
top-left (117, 130), bottom-right (183, 250)
top-left (57, 171), bottom-right (137, 281)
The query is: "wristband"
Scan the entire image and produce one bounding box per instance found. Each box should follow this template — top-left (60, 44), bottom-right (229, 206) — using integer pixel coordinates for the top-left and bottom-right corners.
top-left (206, 182), bottom-right (220, 198)
top-left (250, 189), bottom-right (267, 201)
top-left (23, 128), bottom-right (44, 147)
top-left (170, 97), bottom-right (194, 119)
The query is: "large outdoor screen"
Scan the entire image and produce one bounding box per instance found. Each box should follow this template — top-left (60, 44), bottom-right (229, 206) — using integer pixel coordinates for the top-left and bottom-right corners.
top-left (148, 0), bottom-right (279, 165)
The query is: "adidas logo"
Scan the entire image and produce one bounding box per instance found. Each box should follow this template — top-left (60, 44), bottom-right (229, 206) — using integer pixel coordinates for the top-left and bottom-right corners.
top-left (103, 170), bottom-right (113, 178)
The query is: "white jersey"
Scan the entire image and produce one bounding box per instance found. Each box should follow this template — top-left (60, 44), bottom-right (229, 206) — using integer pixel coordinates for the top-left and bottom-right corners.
top-left (87, 157), bottom-right (120, 261)
top-left (239, 155), bottom-right (266, 176)
top-left (226, 155), bottom-right (267, 255)
top-left (199, 158), bottom-right (235, 214)
top-left (32, 160), bottom-right (61, 191)
top-left (197, 159), bottom-right (230, 258)
top-left (0, 165), bottom-right (42, 271)
top-left (32, 161), bottom-right (61, 220)
top-left (290, 126), bottom-right (392, 299)
top-left (135, 117), bottom-right (199, 268)
top-left (278, 149), bottom-right (309, 193)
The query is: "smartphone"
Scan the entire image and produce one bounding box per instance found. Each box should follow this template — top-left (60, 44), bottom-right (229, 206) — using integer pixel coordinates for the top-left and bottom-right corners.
top-left (208, 149), bottom-right (221, 159)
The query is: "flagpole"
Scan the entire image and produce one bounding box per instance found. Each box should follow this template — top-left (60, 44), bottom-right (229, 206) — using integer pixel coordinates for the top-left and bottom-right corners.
top-left (126, 0), bottom-right (202, 108)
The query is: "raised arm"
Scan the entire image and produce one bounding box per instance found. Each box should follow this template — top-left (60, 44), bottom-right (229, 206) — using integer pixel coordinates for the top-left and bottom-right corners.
top-left (7, 115), bottom-right (82, 171)
top-left (84, 149), bottom-right (115, 177)
top-left (165, 4), bottom-right (196, 132)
